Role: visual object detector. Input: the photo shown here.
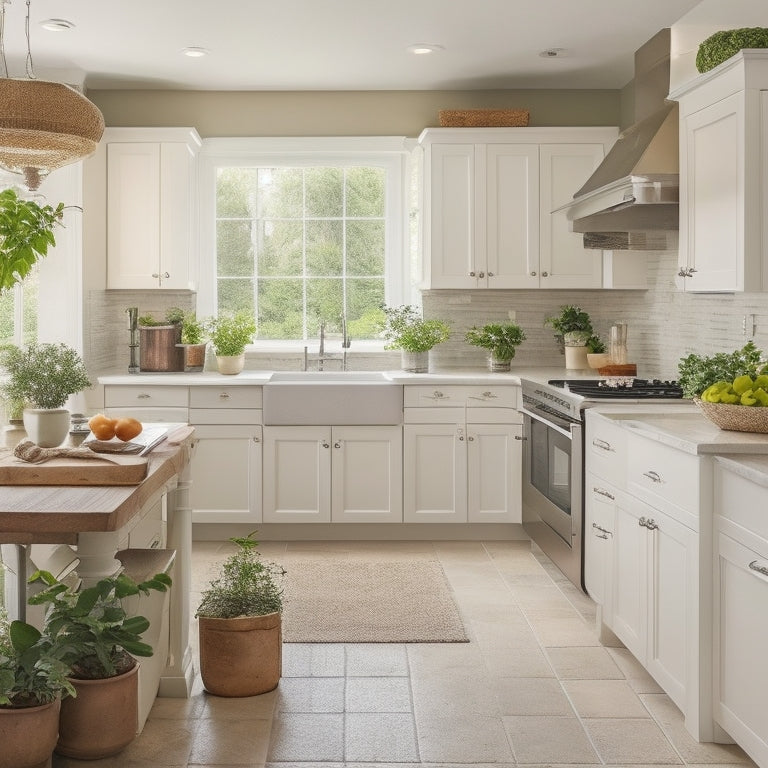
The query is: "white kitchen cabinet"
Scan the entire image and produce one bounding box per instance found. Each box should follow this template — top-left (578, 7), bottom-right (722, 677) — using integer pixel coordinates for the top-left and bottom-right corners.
top-left (418, 127), bottom-right (619, 290)
top-left (103, 384), bottom-right (189, 424)
top-left (188, 386), bottom-right (263, 524)
top-left (670, 51), bottom-right (768, 292)
top-left (403, 385), bottom-right (522, 523)
top-left (262, 425), bottom-right (402, 524)
top-left (583, 475), bottom-right (617, 612)
top-left (713, 459), bottom-right (768, 767)
top-left (106, 127), bottom-right (201, 290)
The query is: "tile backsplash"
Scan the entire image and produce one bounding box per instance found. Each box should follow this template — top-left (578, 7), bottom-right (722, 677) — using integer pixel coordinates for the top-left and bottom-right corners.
top-left (90, 251), bottom-right (768, 379)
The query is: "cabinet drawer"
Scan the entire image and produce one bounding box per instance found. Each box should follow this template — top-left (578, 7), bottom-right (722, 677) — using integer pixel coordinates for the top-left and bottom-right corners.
top-left (404, 385), bottom-right (518, 408)
top-left (627, 434), bottom-right (700, 520)
top-left (189, 408), bottom-right (263, 426)
top-left (105, 385), bottom-right (188, 408)
top-left (715, 463), bottom-right (768, 542)
top-left (189, 386), bottom-right (262, 409)
top-left (585, 414), bottom-right (627, 485)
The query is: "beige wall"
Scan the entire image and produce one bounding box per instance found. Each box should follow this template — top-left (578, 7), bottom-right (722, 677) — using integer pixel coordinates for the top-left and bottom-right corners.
top-left (88, 89), bottom-right (621, 138)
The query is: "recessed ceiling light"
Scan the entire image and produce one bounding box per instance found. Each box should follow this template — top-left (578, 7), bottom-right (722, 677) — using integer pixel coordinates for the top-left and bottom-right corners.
top-left (539, 48), bottom-right (567, 58)
top-left (182, 47), bottom-right (209, 58)
top-left (40, 18), bottom-right (75, 32)
top-left (408, 43), bottom-right (444, 55)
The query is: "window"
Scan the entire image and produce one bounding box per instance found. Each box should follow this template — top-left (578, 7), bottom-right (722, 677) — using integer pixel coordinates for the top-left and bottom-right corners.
top-left (0, 267), bottom-right (39, 347)
top-left (198, 138), bottom-right (414, 343)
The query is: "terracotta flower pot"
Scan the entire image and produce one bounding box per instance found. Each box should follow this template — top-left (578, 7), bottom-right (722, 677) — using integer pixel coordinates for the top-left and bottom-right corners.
top-left (55, 664), bottom-right (139, 759)
top-left (198, 612), bottom-right (282, 697)
top-left (0, 699), bottom-right (60, 768)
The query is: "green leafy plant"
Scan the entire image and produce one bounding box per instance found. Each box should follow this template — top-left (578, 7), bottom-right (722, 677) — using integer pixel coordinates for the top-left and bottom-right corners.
top-left (137, 307), bottom-right (184, 327)
top-left (586, 335), bottom-right (606, 354)
top-left (28, 569), bottom-right (172, 680)
top-left (677, 341), bottom-right (766, 399)
top-left (0, 342), bottom-right (91, 410)
top-left (0, 607), bottom-right (75, 708)
top-left (545, 305), bottom-right (594, 347)
top-left (0, 188), bottom-right (65, 294)
top-left (465, 322), bottom-right (527, 361)
top-left (179, 311), bottom-right (207, 345)
top-left (696, 27), bottom-right (768, 73)
top-left (206, 312), bottom-right (257, 356)
top-left (380, 305), bottom-right (450, 353)
top-left (196, 532), bottom-right (285, 619)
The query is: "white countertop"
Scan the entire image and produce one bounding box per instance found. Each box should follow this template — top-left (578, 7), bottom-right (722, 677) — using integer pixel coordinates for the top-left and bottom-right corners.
top-left (714, 454), bottom-right (768, 489)
top-left (589, 404), bottom-right (768, 456)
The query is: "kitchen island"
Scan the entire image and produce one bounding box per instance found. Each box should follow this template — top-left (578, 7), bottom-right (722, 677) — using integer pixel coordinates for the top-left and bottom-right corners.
top-left (0, 426), bottom-right (197, 727)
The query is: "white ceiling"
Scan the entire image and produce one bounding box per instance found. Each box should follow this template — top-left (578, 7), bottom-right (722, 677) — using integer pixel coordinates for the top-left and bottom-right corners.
top-left (0, 0), bottom-right (703, 91)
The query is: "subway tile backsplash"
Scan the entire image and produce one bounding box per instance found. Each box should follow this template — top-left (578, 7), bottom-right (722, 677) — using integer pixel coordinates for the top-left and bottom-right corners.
top-left (90, 251), bottom-right (768, 379)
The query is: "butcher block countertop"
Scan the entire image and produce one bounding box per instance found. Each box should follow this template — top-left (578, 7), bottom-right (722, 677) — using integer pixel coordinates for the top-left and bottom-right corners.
top-left (0, 427), bottom-right (194, 545)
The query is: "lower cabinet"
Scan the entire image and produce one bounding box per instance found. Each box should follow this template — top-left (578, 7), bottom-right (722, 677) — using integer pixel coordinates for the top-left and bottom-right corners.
top-left (611, 493), bottom-right (697, 714)
top-left (262, 425), bottom-right (403, 523)
top-left (403, 422), bottom-right (522, 523)
top-left (189, 424), bottom-right (262, 523)
top-left (583, 474), bottom-right (617, 612)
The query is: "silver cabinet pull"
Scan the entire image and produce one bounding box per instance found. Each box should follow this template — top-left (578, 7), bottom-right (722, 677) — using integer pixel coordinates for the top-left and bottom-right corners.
top-left (677, 267), bottom-right (689, 277)
top-left (592, 522), bottom-right (612, 538)
top-left (467, 435), bottom-right (474, 441)
top-left (163, 271), bottom-right (170, 278)
top-left (639, 516), bottom-right (648, 528)
top-left (542, 271), bottom-right (549, 277)
top-left (334, 441), bottom-right (341, 449)
top-left (219, 392), bottom-right (231, 400)
top-left (748, 560), bottom-right (768, 578)
top-left (151, 273), bottom-right (159, 278)
top-left (592, 438), bottom-right (614, 452)
top-left (137, 393), bottom-right (151, 399)
top-left (643, 470), bottom-right (663, 484)
top-left (469, 391), bottom-right (498, 401)
top-left (252, 436), bottom-right (260, 443)
top-left (322, 441), bottom-right (330, 448)
top-left (514, 435), bottom-right (526, 440)
top-left (645, 518), bottom-right (658, 530)
top-left (593, 487), bottom-right (615, 500)
top-left (429, 390), bottom-right (447, 400)
top-left (487, 271), bottom-right (494, 277)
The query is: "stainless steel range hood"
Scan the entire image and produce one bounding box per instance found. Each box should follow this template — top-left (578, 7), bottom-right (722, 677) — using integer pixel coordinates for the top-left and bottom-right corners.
top-left (561, 29), bottom-right (678, 250)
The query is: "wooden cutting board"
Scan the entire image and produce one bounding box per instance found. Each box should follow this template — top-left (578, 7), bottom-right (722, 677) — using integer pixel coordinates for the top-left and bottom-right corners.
top-left (0, 454), bottom-right (148, 486)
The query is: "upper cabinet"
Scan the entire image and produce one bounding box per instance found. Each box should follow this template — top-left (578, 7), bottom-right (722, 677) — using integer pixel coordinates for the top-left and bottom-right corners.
top-left (417, 127), bottom-right (626, 290)
top-left (104, 127), bottom-right (202, 290)
top-left (670, 51), bottom-right (768, 292)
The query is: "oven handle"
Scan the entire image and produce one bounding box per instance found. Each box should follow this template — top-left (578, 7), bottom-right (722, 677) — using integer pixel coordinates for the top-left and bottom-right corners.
top-left (520, 405), bottom-right (577, 439)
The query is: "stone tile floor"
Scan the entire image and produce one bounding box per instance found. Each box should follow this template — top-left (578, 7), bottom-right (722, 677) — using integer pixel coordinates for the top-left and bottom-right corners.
top-left (52, 540), bottom-right (758, 768)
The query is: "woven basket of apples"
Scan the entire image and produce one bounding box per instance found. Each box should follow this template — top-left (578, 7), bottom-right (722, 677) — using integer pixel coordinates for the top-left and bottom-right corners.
top-left (694, 374), bottom-right (768, 433)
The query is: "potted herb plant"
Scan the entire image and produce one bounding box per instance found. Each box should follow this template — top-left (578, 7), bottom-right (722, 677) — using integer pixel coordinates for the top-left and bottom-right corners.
top-left (544, 305), bottom-right (594, 370)
top-left (137, 308), bottom-right (185, 372)
top-left (0, 342), bottom-right (91, 447)
top-left (0, 608), bottom-right (75, 768)
top-left (380, 305), bottom-right (451, 373)
top-left (175, 310), bottom-right (208, 372)
top-left (0, 188), bottom-right (65, 294)
top-left (586, 334), bottom-right (609, 369)
top-left (465, 322), bottom-right (527, 372)
top-left (206, 311), bottom-right (257, 374)
top-left (28, 568), bottom-right (172, 760)
top-left (196, 531), bottom-right (285, 696)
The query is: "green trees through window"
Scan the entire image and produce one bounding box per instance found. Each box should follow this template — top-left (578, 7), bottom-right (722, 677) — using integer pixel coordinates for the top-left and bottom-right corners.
top-left (215, 165), bottom-right (388, 341)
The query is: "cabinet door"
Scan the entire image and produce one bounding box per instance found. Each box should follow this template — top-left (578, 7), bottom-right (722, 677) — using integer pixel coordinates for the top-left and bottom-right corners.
top-left (190, 424), bottom-right (261, 524)
top-left (485, 144), bottom-right (539, 288)
top-left (539, 144), bottom-right (604, 289)
top-left (646, 508), bottom-right (696, 712)
top-left (263, 426), bottom-right (331, 523)
top-left (715, 531), bottom-right (768, 766)
top-left (330, 426), bottom-right (402, 523)
top-left (427, 144), bottom-right (477, 288)
top-left (107, 143), bottom-right (161, 289)
top-left (610, 494), bottom-right (648, 662)
top-left (679, 92), bottom-right (743, 291)
top-left (403, 424), bottom-right (466, 523)
top-left (466, 423), bottom-right (522, 522)
top-left (584, 476), bottom-right (616, 610)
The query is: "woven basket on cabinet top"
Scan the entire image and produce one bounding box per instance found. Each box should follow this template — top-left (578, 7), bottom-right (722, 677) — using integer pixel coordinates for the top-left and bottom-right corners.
top-left (694, 397), bottom-right (768, 433)
top-left (438, 109), bottom-right (530, 127)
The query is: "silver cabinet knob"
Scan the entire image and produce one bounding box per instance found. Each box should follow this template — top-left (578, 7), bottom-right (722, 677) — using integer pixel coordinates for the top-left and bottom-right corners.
top-left (334, 441), bottom-right (341, 448)
top-left (639, 516), bottom-right (648, 528)
top-left (322, 441), bottom-right (330, 448)
top-left (469, 271), bottom-right (476, 277)
top-left (478, 271), bottom-right (485, 278)
top-left (645, 518), bottom-right (658, 531)
top-left (530, 271), bottom-right (537, 276)
top-left (487, 271), bottom-right (494, 277)
top-left (542, 271), bottom-right (549, 277)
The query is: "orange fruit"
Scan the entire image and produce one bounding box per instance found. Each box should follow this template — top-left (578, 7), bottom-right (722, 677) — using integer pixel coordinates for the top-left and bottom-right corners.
top-left (114, 417), bottom-right (143, 442)
top-left (88, 413), bottom-right (117, 440)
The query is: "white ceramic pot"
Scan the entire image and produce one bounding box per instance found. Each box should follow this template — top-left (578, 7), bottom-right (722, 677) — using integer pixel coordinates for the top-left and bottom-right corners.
top-left (216, 354), bottom-right (245, 375)
top-left (564, 345), bottom-right (589, 370)
top-left (23, 408), bottom-right (70, 447)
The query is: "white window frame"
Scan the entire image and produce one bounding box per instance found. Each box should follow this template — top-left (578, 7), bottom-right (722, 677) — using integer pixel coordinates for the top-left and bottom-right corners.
top-left (197, 136), bottom-right (416, 349)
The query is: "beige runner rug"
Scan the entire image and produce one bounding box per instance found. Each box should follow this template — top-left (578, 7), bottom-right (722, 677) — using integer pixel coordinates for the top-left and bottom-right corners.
top-left (281, 558), bottom-right (469, 643)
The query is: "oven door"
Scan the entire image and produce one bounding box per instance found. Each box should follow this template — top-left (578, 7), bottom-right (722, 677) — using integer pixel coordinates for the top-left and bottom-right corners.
top-left (521, 405), bottom-right (584, 589)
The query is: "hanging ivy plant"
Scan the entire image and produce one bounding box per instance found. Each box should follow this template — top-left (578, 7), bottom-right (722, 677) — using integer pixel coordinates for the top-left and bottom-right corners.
top-left (0, 188), bottom-right (65, 293)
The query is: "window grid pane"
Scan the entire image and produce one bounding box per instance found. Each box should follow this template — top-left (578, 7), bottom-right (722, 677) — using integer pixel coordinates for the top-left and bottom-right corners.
top-left (216, 166), bottom-right (386, 341)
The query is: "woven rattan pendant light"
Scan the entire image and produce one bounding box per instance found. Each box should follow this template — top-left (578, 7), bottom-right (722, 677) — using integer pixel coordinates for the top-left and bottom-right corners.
top-left (0, 0), bottom-right (104, 190)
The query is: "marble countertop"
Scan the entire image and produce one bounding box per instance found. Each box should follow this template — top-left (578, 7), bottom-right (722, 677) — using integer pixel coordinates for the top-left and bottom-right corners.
top-left (714, 454), bottom-right (768, 489)
top-left (589, 404), bottom-right (768, 456)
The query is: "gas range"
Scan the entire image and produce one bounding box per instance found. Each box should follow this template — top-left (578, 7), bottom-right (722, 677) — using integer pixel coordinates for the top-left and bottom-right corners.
top-left (521, 377), bottom-right (685, 424)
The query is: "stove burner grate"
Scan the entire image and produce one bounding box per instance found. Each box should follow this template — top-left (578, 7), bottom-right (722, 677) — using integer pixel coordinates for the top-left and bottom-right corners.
top-left (547, 378), bottom-right (684, 399)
